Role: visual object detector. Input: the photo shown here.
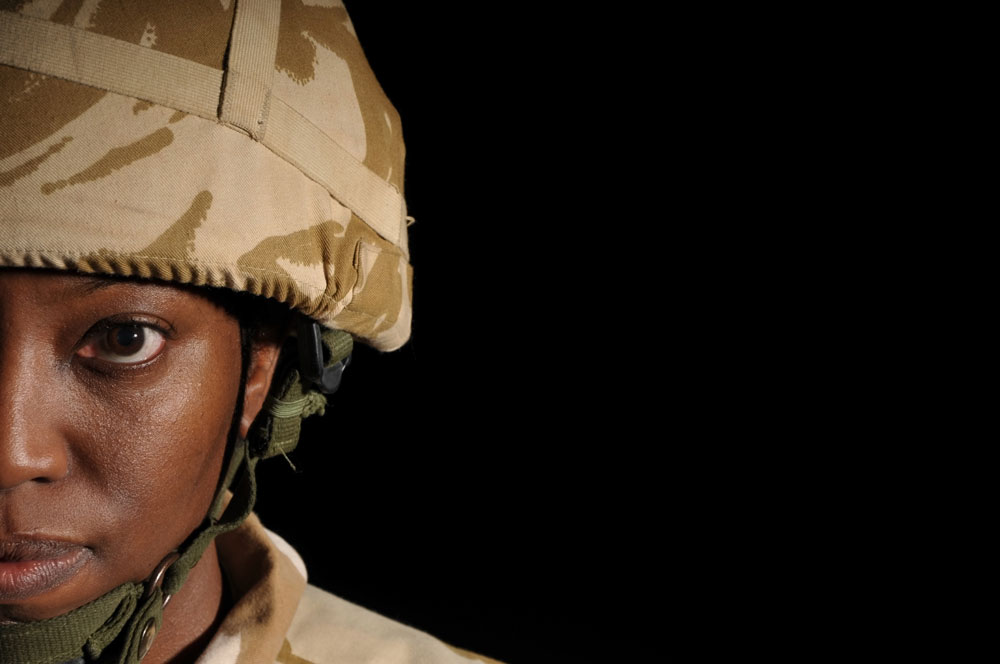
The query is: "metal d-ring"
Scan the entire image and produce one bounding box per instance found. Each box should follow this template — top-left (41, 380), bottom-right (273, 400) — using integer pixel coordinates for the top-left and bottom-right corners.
top-left (137, 551), bottom-right (180, 660)
top-left (143, 551), bottom-right (180, 606)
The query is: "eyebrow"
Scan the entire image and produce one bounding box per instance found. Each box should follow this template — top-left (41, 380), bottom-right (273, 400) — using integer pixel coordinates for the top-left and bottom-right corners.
top-left (72, 276), bottom-right (124, 295)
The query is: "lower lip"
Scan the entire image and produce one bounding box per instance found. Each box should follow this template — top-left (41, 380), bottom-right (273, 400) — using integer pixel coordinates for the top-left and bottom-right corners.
top-left (0, 549), bottom-right (92, 600)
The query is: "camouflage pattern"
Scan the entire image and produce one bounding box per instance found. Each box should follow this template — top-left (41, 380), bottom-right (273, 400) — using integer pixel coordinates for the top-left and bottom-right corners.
top-left (206, 514), bottom-right (505, 664)
top-left (0, 0), bottom-right (412, 351)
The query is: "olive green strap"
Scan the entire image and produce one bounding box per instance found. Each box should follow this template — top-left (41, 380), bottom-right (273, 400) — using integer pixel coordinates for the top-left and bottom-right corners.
top-left (323, 328), bottom-right (353, 368)
top-left (0, 582), bottom-right (142, 664)
top-left (111, 440), bottom-right (260, 664)
top-left (255, 328), bottom-right (351, 459)
top-left (0, 441), bottom-right (259, 664)
top-left (164, 445), bottom-right (258, 601)
top-left (266, 390), bottom-right (326, 419)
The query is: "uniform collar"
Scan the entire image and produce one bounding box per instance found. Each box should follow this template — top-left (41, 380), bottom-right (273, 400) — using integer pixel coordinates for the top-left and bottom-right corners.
top-left (196, 513), bottom-right (308, 664)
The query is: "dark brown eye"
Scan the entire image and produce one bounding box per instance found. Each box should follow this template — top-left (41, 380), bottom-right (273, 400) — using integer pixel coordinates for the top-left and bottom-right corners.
top-left (76, 324), bottom-right (166, 365)
top-left (107, 326), bottom-right (144, 356)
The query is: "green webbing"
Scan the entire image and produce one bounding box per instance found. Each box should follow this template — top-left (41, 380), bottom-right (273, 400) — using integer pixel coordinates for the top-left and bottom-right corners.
top-left (208, 435), bottom-right (249, 522)
top-left (164, 445), bottom-right (258, 602)
top-left (255, 328), bottom-right (351, 460)
top-left (0, 441), bottom-right (258, 664)
top-left (323, 328), bottom-right (353, 369)
top-left (0, 582), bottom-right (142, 664)
top-left (266, 391), bottom-right (326, 419)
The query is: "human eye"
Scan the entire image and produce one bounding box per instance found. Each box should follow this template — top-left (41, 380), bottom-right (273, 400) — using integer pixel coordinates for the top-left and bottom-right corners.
top-left (75, 320), bottom-right (168, 366)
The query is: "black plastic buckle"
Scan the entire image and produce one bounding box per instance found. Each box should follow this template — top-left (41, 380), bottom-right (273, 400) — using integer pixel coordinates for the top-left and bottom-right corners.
top-left (297, 320), bottom-right (350, 394)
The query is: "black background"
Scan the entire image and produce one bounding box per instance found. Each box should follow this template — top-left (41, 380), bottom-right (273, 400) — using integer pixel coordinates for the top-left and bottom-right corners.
top-left (254, 4), bottom-right (652, 662)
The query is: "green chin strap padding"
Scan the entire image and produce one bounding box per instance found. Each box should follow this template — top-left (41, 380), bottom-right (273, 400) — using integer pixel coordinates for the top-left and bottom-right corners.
top-left (252, 327), bottom-right (352, 460)
top-left (0, 580), bottom-right (142, 664)
top-left (0, 328), bottom-right (351, 664)
top-left (0, 440), bottom-right (258, 664)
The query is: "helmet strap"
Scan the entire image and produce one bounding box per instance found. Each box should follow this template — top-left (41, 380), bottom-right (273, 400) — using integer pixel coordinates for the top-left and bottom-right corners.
top-left (0, 439), bottom-right (258, 664)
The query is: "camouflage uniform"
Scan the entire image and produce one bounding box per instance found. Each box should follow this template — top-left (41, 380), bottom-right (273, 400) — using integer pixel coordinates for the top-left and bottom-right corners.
top-left (204, 515), bottom-right (502, 664)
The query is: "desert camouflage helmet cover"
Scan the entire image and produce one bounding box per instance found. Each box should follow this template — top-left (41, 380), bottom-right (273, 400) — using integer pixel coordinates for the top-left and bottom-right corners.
top-left (0, 0), bottom-right (412, 351)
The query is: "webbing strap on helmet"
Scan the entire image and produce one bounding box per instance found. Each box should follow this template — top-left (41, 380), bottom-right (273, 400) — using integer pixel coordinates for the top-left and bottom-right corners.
top-left (0, 329), bottom-right (352, 664)
top-left (254, 326), bottom-right (352, 460)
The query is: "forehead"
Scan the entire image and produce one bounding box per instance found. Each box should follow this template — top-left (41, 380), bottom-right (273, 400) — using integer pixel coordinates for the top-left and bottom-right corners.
top-left (0, 269), bottom-right (231, 320)
top-left (0, 269), bottom-right (127, 298)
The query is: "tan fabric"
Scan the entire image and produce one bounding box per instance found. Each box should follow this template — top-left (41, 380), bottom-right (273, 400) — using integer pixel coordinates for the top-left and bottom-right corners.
top-left (220, 0), bottom-right (281, 139)
top-left (446, 646), bottom-right (506, 664)
top-left (0, 0), bottom-right (411, 351)
top-left (0, 10), bottom-right (223, 118)
top-left (202, 515), bottom-right (503, 664)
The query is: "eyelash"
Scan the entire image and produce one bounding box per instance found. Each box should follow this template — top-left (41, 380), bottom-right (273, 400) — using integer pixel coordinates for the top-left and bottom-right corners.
top-left (75, 319), bottom-right (171, 368)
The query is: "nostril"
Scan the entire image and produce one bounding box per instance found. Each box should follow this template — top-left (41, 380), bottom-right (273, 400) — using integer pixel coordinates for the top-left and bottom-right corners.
top-left (0, 446), bottom-right (70, 490)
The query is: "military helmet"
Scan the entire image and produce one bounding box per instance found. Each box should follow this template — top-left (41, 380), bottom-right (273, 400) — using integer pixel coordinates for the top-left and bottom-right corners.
top-left (0, 2), bottom-right (409, 662)
top-left (0, 0), bottom-right (412, 351)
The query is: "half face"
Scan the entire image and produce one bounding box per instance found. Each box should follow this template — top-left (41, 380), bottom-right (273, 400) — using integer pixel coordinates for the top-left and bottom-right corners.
top-left (0, 269), bottom-right (243, 622)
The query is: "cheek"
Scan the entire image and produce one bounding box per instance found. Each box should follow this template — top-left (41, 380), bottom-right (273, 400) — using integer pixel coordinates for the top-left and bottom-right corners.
top-left (63, 336), bottom-right (242, 567)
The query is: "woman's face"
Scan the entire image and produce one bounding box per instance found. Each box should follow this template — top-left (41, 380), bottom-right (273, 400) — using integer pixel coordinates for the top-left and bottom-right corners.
top-left (0, 270), bottom-right (256, 622)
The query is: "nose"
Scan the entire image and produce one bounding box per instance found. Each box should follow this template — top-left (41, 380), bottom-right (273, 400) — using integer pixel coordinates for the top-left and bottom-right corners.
top-left (0, 352), bottom-right (70, 491)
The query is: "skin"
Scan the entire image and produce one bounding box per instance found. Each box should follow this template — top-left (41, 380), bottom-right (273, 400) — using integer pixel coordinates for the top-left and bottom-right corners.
top-left (0, 269), bottom-right (283, 663)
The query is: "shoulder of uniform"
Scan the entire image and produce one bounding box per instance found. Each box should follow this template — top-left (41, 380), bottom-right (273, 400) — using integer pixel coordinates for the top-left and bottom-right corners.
top-left (279, 584), bottom-right (505, 663)
top-left (445, 643), bottom-right (507, 664)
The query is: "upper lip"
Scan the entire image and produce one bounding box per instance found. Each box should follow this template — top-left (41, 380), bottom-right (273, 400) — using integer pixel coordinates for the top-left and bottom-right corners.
top-left (0, 538), bottom-right (89, 561)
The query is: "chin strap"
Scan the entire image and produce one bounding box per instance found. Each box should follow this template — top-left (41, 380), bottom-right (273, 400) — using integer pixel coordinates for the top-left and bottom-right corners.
top-left (0, 328), bottom-right (351, 664)
top-left (0, 441), bottom-right (258, 664)
top-left (113, 444), bottom-right (260, 664)
top-left (0, 581), bottom-right (143, 664)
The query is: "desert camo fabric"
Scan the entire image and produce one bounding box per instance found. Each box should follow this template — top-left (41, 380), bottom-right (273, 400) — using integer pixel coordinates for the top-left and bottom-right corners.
top-left (204, 514), bottom-right (505, 664)
top-left (0, 0), bottom-right (412, 351)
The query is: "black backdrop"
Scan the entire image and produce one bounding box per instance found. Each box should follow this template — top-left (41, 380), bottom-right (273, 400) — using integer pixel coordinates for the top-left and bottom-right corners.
top-left (252, 4), bottom-right (548, 662)
top-left (253, 4), bottom-right (650, 663)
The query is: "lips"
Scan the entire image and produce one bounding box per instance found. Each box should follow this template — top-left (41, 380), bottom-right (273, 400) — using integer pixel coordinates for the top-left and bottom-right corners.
top-left (0, 539), bottom-right (93, 600)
